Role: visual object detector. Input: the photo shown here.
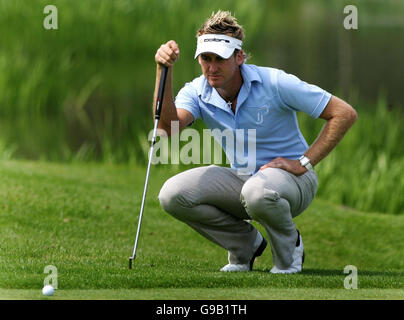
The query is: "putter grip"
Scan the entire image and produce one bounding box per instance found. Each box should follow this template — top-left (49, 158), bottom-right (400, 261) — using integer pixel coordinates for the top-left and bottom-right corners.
top-left (154, 66), bottom-right (168, 120)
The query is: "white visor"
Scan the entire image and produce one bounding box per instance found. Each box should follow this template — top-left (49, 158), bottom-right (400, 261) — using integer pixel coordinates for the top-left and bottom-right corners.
top-left (194, 34), bottom-right (242, 59)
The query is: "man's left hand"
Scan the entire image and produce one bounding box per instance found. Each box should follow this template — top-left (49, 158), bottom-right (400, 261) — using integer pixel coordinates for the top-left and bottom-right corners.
top-left (259, 157), bottom-right (307, 176)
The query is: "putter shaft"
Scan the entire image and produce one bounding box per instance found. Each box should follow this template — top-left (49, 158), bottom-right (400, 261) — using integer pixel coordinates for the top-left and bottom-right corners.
top-left (128, 66), bottom-right (168, 269)
top-left (129, 118), bottom-right (159, 268)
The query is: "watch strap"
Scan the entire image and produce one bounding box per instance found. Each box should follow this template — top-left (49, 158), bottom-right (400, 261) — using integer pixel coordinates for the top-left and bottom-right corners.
top-left (299, 155), bottom-right (314, 171)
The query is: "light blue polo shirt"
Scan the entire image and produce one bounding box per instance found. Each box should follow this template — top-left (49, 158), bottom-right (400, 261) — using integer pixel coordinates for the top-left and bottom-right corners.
top-left (175, 64), bottom-right (331, 174)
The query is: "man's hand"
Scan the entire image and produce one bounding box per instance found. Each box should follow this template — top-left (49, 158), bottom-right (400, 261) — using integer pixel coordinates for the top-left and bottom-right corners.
top-left (155, 40), bottom-right (180, 67)
top-left (259, 157), bottom-right (307, 176)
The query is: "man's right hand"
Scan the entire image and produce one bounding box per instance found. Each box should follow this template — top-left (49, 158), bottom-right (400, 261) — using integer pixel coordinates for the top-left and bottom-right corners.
top-left (155, 40), bottom-right (180, 67)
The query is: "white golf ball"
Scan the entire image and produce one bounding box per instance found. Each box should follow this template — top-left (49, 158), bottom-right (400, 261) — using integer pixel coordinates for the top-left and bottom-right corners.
top-left (42, 285), bottom-right (54, 296)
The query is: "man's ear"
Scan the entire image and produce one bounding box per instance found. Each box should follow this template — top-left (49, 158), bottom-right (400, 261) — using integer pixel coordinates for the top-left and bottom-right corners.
top-left (236, 50), bottom-right (244, 65)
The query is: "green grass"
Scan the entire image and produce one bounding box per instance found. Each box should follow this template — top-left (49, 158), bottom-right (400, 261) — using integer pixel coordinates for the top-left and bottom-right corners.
top-left (1, 288), bottom-right (403, 300)
top-left (0, 160), bottom-right (403, 300)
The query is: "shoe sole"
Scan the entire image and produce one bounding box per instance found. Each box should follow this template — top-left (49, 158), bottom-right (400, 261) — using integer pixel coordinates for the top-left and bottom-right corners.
top-left (249, 238), bottom-right (267, 271)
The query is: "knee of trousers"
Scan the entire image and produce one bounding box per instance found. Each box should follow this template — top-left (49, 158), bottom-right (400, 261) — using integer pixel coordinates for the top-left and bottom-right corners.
top-left (158, 178), bottom-right (192, 219)
top-left (240, 180), bottom-right (285, 220)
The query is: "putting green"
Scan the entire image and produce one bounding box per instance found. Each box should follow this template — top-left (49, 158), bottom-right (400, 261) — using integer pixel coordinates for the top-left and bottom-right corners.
top-left (1, 288), bottom-right (403, 300)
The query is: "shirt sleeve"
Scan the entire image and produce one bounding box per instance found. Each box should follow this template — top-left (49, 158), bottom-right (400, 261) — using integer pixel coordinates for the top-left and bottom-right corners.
top-left (174, 82), bottom-right (201, 122)
top-left (277, 70), bottom-right (332, 118)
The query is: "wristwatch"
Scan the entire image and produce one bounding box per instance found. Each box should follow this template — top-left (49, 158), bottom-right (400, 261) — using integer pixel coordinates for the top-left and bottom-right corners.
top-left (299, 155), bottom-right (314, 171)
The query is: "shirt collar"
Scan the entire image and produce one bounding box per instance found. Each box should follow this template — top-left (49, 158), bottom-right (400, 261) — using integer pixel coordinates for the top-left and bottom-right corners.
top-left (198, 64), bottom-right (262, 105)
top-left (240, 63), bottom-right (262, 91)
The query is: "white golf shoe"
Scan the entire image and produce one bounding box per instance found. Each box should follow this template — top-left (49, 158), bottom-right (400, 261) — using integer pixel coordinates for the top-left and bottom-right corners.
top-left (270, 230), bottom-right (305, 274)
top-left (220, 263), bottom-right (251, 272)
top-left (220, 233), bottom-right (267, 272)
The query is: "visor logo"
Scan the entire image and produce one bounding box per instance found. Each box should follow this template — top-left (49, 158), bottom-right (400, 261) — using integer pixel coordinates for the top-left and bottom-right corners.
top-left (204, 38), bottom-right (230, 43)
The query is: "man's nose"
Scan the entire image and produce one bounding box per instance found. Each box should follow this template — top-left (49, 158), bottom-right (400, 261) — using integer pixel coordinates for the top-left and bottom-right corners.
top-left (208, 62), bottom-right (219, 73)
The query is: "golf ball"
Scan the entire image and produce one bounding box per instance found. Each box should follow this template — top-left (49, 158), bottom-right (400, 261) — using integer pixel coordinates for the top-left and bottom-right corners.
top-left (42, 285), bottom-right (54, 296)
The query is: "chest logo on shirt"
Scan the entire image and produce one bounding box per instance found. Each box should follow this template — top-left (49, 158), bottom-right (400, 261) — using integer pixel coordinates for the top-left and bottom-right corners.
top-left (256, 106), bottom-right (270, 125)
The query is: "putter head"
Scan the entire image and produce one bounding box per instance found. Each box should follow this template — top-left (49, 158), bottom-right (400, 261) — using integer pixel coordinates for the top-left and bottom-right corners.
top-left (129, 257), bottom-right (133, 269)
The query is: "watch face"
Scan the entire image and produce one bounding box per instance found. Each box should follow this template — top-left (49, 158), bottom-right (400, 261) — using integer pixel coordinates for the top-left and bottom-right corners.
top-left (300, 157), bottom-right (309, 166)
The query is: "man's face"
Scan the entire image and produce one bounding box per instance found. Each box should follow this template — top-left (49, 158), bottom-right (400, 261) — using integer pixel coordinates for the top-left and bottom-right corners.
top-left (198, 51), bottom-right (244, 89)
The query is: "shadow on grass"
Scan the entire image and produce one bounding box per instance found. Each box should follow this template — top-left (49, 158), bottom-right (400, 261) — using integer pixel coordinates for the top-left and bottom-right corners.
top-left (252, 268), bottom-right (404, 277)
top-left (297, 269), bottom-right (404, 277)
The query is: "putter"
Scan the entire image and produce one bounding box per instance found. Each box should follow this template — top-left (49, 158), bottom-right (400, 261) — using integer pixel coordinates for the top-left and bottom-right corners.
top-left (129, 65), bottom-right (168, 269)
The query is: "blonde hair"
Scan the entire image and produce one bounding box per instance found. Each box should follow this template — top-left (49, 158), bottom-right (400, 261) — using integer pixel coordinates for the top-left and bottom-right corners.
top-left (196, 10), bottom-right (245, 40)
top-left (196, 11), bottom-right (249, 61)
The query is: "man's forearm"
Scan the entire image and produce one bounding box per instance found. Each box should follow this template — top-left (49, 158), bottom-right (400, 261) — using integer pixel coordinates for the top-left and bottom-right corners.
top-left (305, 97), bottom-right (358, 166)
top-left (305, 118), bottom-right (351, 166)
top-left (262, 96), bottom-right (357, 175)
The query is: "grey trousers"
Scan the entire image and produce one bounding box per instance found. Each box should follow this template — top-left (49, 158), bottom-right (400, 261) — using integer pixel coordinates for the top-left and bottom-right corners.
top-left (158, 165), bottom-right (318, 269)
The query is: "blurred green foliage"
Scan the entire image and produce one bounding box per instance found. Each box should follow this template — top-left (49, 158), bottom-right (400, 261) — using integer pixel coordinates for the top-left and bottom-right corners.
top-left (0, 0), bottom-right (403, 213)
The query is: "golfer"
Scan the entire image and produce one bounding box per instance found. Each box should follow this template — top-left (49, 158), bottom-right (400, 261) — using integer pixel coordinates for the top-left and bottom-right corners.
top-left (155, 11), bottom-right (357, 273)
